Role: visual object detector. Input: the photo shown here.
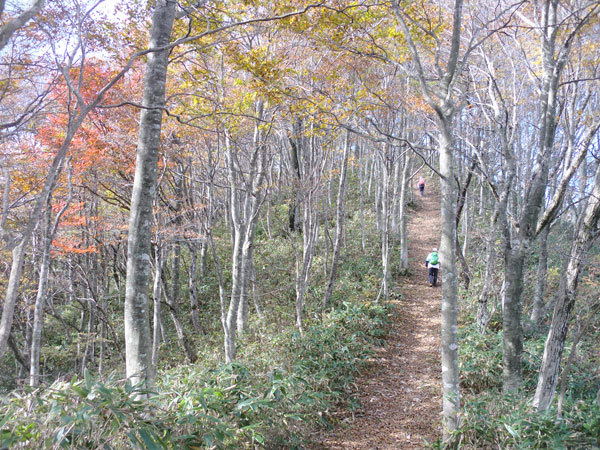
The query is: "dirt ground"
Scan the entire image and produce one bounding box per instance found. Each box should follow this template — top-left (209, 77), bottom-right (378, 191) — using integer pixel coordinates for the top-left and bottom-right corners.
top-left (311, 181), bottom-right (443, 449)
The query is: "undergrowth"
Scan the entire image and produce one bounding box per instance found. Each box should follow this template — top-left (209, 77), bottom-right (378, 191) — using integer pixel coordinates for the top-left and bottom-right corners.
top-left (453, 315), bottom-right (600, 449)
top-left (0, 301), bottom-right (391, 449)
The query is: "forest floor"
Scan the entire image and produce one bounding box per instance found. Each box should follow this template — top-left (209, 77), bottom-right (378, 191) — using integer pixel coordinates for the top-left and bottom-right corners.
top-left (312, 180), bottom-right (443, 448)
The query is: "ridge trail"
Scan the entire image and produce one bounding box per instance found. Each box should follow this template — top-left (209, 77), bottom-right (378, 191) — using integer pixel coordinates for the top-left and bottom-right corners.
top-left (314, 180), bottom-right (443, 448)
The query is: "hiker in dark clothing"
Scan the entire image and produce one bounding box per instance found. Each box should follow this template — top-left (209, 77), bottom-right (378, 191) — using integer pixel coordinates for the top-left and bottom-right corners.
top-left (425, 248), bottom-right (440, 287)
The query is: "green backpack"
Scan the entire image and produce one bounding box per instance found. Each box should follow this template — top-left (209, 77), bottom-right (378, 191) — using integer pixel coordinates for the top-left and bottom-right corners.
top-left (429, 252), bottom-right (439, 265)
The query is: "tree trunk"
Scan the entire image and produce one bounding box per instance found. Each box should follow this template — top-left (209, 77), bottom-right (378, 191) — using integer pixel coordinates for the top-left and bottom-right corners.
top-left (199, 241), bottom-right (207, 278)
top-left (224, 101), bottom-right (267, 359)
top-left (225, 215), bottom-right (242, 362)
top-left (0, 242), bottom-right (27, 360)
top-left (359, 140), bottom-right (367, 252)
top-left (439, 122), bottom-right (460, 437)
top-left (477, 211), bottom-right (497, 333)
top-left (529, 226), bottom-right (549, 329)
top-left (151, 245), bottom-right (163, 376)
top-left (377, 143), bottom-right (392, 302)
top-left (29, 199), bottom-right (53, 387)
top-left (399, 151), bottom-right (410, 273)
top-left (288, 121), bottom-right (302, 233)
top-left (533, 164), bottom-right (600, 410)
top-left (461, 190), bottom-right (470, 258)
top-left (502, 238), bottom-right (527, 392)
top-left (124, 0), bottom-right (175, 389)
top-left (236, 101), bottom-right (267, 335)
top-left (556, 305), bottom-right (598, 418)
top-left (391, 149), bottom-right (402, 235)
top-left (188, 243), bottom-right (201, 332)
top-left (323, 130), bottom-right (350, 309)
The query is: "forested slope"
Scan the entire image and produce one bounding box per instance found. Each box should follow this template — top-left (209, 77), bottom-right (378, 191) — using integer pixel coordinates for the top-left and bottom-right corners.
top-left (0, 0), bottom-right (599, 448)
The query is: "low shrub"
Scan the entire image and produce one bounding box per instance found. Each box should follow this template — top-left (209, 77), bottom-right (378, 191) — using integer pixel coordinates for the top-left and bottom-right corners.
top-left (0, 300), bottom-right (392, 449)
top-left (456, 393), bottom-right (600, 449)
top-left (457, 313), bottom-right (600, 449)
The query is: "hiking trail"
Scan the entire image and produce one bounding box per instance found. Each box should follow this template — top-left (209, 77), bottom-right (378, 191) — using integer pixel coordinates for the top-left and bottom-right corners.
top-left (313, 180), bottom-right (443, 448)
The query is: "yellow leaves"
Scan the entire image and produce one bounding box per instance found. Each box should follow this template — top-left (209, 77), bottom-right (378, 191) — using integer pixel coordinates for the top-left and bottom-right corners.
top-left (225, 44), bottom-right (284, 87)
top-left (385, 25), bottom-right (403, 40)
top-left (11, 171), bottom-right (39, 195)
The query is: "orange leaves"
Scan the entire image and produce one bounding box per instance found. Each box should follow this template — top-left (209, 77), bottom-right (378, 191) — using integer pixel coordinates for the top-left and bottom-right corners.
top-left (47, 200), bottom-right (102, 256)
top-left (405, 93), bottom-right (434, 115)
top-left (51, 237), bottom-right (98, 256)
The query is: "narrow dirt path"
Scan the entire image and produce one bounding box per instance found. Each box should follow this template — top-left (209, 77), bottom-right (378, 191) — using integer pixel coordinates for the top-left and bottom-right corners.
top-left (313, 181), bottom-right (442, 448)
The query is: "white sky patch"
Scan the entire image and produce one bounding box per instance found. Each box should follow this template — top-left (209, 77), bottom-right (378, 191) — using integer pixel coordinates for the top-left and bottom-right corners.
top-left (7, 0), bottom-right (123, 18)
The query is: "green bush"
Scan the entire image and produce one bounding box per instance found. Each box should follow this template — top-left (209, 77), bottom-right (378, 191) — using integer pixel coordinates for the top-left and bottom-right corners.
top-left (457, 393), bottom-right (600, 449)
top-left (0, 300), bottom-right (391, 449)
top-left (457, 312), bottom-right (600, 449)
top-left (0, 372), bottom-right (167, 449)
top-left (459, 323), bottom-right (503, 393)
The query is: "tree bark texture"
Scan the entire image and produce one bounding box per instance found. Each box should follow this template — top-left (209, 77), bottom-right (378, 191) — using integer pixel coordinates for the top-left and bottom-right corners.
top-left (392, 0), bottom-right (464, 437)
top-left (501, 0), bottom-right (568, 392)
top-left (439, 123), bottom-right (460, 436)
top-left (124, 0), bottom-right (175, 389)
top-left (377, 142), bottom-right (393, 302)
top-left (29, 200), bottom-right (53, 387)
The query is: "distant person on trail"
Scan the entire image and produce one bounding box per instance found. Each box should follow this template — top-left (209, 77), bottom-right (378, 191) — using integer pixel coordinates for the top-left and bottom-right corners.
top-left (418, 176), bottom-right (425, 197)
top-left (425, 248), bottom-right (440, 287)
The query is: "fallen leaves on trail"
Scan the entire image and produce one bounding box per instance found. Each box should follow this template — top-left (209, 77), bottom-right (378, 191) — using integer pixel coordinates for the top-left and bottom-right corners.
top-left (311, 186), bottom-right (442, 449)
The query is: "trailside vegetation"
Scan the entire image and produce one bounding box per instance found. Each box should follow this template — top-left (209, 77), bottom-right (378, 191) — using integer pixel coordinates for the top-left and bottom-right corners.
top-left (0, 0), bottom-right (599, 448)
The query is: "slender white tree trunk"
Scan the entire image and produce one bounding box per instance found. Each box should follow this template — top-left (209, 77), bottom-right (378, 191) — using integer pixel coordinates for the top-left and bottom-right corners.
top-left (295, 186), bottom-right (318, 333)
top-left (151, 245), bottom-right (163, 376)
top-left (323, 130), bottom-right (350, 309)
top-left (378, 147), bottom-right (391, 302)
top-left (224, 101), bottom-right (267, 358)
top-left (30, 172), bottom-right (72, 387)
top-left (29, 202), bottom-right (52, 387)
top-left (399, 151), bottom-right (410, 273)
top-left (391, 151), bottom-right (402, 235)
top-left (359, 141), bottom-right (367, 252)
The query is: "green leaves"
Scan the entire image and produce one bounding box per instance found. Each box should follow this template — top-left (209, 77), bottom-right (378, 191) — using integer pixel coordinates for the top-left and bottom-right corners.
top-left (0, 300), bottom-right (391, 449)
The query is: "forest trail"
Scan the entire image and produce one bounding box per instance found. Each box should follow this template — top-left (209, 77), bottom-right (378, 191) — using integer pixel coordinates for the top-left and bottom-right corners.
top-left (313, 180), bottom-right (443, 448)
